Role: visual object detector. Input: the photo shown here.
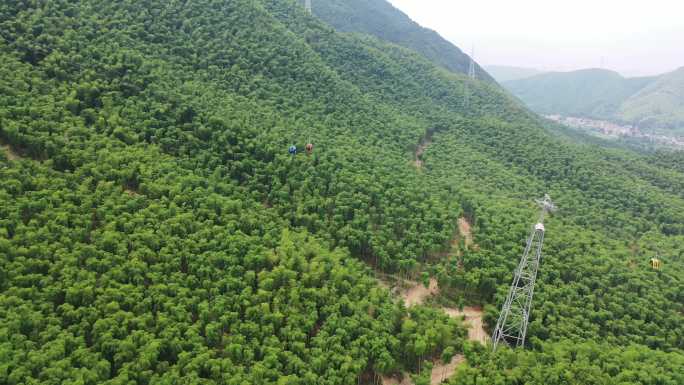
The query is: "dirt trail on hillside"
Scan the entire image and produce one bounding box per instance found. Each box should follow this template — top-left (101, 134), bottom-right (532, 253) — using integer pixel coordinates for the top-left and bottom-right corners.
top-left (1, 143), bottom-right (20, 161)
top-left (432, 217), bottom-right (476, 266)
top-left (373, 277), bottom-right (473, 385)
top-left (375, 273), bottom-right (439, 308)
top-left (376, 216), bottom-right (478, 384)
top-left (402, 277), bottom-right (439, 307)
top-left (442, 307), bottom-right (488, 344)
top-left (430, 355), bottom-right (465, 384)
top-left (382, 354), bottom-right (465, 385)
top-left (414, 139), bottom-right (431, 168)
top-left (457, 217), bottom-right (473, 248)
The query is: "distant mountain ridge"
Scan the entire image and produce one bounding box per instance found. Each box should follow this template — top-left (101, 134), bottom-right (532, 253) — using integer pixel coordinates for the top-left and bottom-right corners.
top-left (311, 0), bottom-right (494, 82)
top-left (485, 65), bottom-right (545, 82)
top-left (619, 67), bottom-right (684, 131)
top-left (502, 67), bottom-right (683, 131)
top-left (504, 68), bottom-right (653, 118)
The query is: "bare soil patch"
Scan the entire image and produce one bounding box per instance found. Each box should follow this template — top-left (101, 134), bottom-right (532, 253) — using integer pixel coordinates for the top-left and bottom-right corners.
top-left (442, 306), bottom-right (488, 344)
top-left (1, 143), bottom-right (21, 161)
top-left (430, 355), bottom-right (465, 385)
top-left (374, 276), bottom-right (471, 384)
top-left (124, 188), bottom-right (139, 196)
top-left (375, 274), bottom-right (439, 308)
top-left (381, 354), bottom-right (465, 385)
top-left (400, 277), bottom-right (439, 307)
top-left (457, 217), bottom-right (473, 248)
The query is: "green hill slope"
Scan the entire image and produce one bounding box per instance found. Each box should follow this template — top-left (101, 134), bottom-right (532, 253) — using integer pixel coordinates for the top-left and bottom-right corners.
top-left (1, 0), bottom-right (682, 384)
top-left (619, 67), bottom-right (684, 131)
top-left (502, 67), bottom-right (684, 132)
top-left (503, 68), bottom-right (654, 119)
top-left (485, 64), bottom-right (545, 82)
top-left (0, 1), bottom-right (471, 383)
top-left (311, 0), bottom-right (494, 81)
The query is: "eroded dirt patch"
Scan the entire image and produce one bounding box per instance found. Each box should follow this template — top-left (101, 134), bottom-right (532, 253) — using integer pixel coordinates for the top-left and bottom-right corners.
top-left (430, 355), bottom-right (465, 385)
top-left (124, 188), bottom-right (140, 196)
top-left (377, 276), bottom-right (486, 344)
top-left (381, 354), bottom-right (465, 385)
top-left (442, 307), bottom-right (488, 344)
top-left (1, 143), bottom-right (21, 161)
top-left (400, 277), bottom-right (439, 307)
top-left (374, 263), bottom-right (472, 384)
top-left (376, 274), bottom-right (439, 308)
top-left (457, 217), bottom-right (473, 249)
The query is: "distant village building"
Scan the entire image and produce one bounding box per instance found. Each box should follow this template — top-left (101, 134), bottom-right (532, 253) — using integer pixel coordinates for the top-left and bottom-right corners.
top-left (545, 115), bottom-right (684, 148)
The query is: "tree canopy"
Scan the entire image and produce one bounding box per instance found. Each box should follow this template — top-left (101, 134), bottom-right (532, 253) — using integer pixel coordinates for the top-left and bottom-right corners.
top-left (0, 0), bottom-right (682, 384)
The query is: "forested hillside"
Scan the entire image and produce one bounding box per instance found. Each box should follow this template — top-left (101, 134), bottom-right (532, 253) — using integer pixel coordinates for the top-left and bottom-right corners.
top-left (310, 0), bottom-right (493, 81)
top-left (503, 69), bottom-right (654, 119)
top-left (1, 0), bottom-right (682, 384)
top-left (503, 67), bottom-right (684, 132)
top-left (619, 67), bottom-right (684, 132)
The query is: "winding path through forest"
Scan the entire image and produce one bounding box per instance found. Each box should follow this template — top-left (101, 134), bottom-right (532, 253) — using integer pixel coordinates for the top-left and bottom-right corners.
top-left (377, 217), bottom-right (486, 384)
top-left (384, 275), bottom-right (487, 345)
top-left (457, 217), bottom-right (473, 249)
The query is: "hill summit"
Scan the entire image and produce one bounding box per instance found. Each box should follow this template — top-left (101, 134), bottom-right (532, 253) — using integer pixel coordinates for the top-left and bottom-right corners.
top-left (311, 0), bottom-right (494, 81)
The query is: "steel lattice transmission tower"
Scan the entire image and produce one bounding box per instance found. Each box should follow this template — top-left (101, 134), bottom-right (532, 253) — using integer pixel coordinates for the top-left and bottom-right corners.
top-left (463, 47), bottom-right (476, 109)
top-left (491, 194), bottom-right (556, 351)
top-left (304, 0), bottom-right (312, 14)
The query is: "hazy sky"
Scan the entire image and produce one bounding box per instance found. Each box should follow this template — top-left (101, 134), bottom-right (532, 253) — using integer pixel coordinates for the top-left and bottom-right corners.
top-left (387, 0), bottom-right (684, 77)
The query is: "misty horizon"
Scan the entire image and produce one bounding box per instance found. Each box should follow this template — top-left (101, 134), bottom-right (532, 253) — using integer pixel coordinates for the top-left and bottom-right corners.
top-left (482, 64), bottom-right (684, 79)
top-left (388, 0), bottom-right (684, 78)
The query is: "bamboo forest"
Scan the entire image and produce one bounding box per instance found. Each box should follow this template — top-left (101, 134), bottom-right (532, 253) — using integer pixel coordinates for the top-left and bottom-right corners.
top-left (0, 0), bottom-right (682, 384)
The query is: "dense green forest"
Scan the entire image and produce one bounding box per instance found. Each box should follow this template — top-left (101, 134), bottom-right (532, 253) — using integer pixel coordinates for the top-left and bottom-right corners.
top-left (1, 0), bottom-right (682, 384)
